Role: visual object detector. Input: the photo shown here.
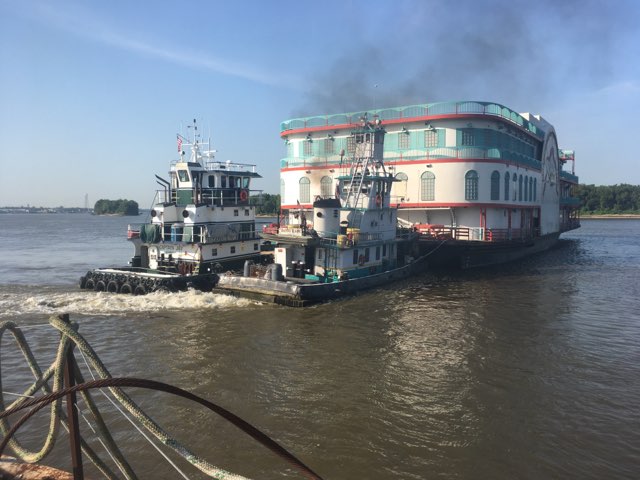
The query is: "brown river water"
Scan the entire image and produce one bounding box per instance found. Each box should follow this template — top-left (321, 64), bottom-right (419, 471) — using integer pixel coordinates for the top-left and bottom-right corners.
top-left (1, 214), bottom-right (639, 479)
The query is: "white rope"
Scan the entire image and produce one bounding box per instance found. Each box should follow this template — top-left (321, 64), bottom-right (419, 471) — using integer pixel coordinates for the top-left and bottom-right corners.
top-left (77, 347), bottom-right (192, 480)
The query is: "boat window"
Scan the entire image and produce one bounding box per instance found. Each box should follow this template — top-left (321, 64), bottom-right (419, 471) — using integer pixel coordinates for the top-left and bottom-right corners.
top-left (244, 209), bottom-right (250, 216)
top-left (320, 176), bottom-right (332, 198)
top-left (212, 248), bottom-right (217, 256)
top-left (376, 246), bottom-right (380, 260)
top-left (364, 247), bottom-right (370, 262)
top-left (299, 177), bottom-right (311, 203)
top-left (243, 177), bottom-right (250, 188)
top-left (421, 172), bottom-right (435, 201)
top-left (220, 175), bottom-right (227, 188)
top-left (465, 170), bottom-right (479, 201)
top-left (234, 209), bottom-right (239, 217)
top-left (254, 243), bottom-right (259, 251)
top-left (504, 172), bottom-right (510, 200)
top-left (491, 171), bottom-right (500, 200)
top-left (513, 175), bottom-right (518, 201)
top-left (231, 246), bottom-right (236, 254)
top-left (178, 170), bottom-right (190, 182)
top-left (353, 249), bottom-right (359, 265)
top-left (208, 175), bottom-right (215, 188)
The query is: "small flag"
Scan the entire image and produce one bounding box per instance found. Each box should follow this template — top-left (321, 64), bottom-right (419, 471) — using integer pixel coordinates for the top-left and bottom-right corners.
top-left (177, 135), bottom-right (182, 153)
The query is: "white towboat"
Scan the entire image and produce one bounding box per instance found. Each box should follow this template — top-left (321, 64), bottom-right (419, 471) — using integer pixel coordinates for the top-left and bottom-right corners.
top-left (215, 115), bottom-right (423, 306)
top-left (80, 120), bottom-right (264, 294)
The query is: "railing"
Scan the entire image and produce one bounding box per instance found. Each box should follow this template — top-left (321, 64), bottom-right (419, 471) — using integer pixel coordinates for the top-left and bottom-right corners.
top-left (560, 196), bottom-right (581, 206)
top-left (415, 224), bottom-right (535, 242)
top-left (156, 188), bottom-right (258, 206)
top-left (281, 101), bottom-right (545, 137)
top-left (281, 147), bottom-right (541, 170)
top-left (560, 171), bottom-right (579, 183)
top-left (129, 222), bottom-right (257, 244)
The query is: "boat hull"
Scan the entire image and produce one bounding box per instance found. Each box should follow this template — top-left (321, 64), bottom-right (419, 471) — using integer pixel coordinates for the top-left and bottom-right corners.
top-left (419, 232), bottom-right (561, 269)
top-left (215, 257), bottom-right (425, 307)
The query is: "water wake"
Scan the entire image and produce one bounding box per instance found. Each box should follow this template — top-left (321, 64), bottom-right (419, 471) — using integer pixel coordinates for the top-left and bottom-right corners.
top-left (0, 289), bottom-right (254, 317)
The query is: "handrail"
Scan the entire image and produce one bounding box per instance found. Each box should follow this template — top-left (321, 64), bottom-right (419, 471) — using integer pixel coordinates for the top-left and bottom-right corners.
top-left (281, 101), bottom-right (545, 137)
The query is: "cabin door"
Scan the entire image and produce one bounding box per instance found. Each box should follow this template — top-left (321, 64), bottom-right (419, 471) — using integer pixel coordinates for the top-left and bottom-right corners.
top-left (140, 246), bottom-right (150, 269)
top-left (304, 246), bottom-right (316, 275)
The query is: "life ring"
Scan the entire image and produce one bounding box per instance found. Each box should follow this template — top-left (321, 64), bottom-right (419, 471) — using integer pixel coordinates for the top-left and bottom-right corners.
top-left (94, 280), bottom-right (106, 292)
top-left (120, 282), bottom-right (133, 294)
top-left (240, 189), bottom-right (248, 202)
top-left (358, 254), bottom-right (365, 266)
top-left (106, 281), bottom-right (119, 293)
top-left (375, 194), bottom-right (382, 207)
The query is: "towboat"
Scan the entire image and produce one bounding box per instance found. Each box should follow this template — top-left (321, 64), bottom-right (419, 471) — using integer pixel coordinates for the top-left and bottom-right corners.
top-left (80, 120), bottom-right (264, 294)
top-left (215, 115), bottom-right (423, 306)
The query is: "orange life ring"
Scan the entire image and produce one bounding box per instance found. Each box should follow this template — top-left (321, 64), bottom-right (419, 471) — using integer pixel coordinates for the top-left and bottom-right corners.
top-left (240, 189), bottom-right (248, 202)
top-left (358, 254), bottom-right (365, 266)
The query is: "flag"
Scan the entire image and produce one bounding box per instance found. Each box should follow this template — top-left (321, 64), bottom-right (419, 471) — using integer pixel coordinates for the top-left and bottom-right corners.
top-left (177, 135), bottom-right (182, 153)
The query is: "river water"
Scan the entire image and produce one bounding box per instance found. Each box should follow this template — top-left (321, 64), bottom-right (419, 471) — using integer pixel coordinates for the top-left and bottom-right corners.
top-left (0, 214), bottom-right (639, 479)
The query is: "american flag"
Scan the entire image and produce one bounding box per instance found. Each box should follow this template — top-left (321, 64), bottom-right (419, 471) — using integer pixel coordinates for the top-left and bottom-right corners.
top-left (177, 135), bottom-right (182, 153)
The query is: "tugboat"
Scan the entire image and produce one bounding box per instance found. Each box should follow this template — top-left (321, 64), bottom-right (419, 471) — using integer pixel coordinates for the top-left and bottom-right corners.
top-left (215, 115), bottom-right (423, 306)
top-left (80, 120), bottom-right (263, 294)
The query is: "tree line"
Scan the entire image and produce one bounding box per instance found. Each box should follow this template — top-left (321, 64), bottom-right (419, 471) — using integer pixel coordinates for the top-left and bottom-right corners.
top-left (250, 193), bottom-right (280, 215)
top-left (576, 184), bottom-right (640, 214)
top-left (94, 199), bottom-right (139, 216)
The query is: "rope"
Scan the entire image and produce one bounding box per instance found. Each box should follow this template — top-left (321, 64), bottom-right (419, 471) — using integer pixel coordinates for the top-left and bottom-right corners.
top-left (0, 317), bottom-right (323, 480)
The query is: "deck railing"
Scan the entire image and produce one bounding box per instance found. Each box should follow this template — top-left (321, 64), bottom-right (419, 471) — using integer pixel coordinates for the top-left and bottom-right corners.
top-left (415, 224), bottom-right (536, 242)
top-left (281, 101), bottom-right (545, 137)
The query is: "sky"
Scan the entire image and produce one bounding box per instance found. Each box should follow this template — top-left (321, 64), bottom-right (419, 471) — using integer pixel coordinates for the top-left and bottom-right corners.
top-left (1, 0), bottom-right (639, 208)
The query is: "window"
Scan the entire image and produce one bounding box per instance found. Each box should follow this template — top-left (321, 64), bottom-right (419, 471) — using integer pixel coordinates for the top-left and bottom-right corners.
top-left (242, 177), bottom-right (250, 188)
top-left (524, 176), bottom-right (528, 201)
top-left (303, 139), bottom-right (313, 156)
top-left (208, 175), bottom-right (215, 188)
top-left (425, 130), bottom-right (438, 147)
top-left (461, 129), bottom-right (475, 146)
top-left (383, 244), bottom-right (387, 257)
top-left (518, 175), bottom-right (523, 201)
top-left (221, 175), bottom-right (227, 188)
top-left (364, 247), bottom-right (370, 262)
top-left (212, 248), bottom-right (217, 256)
top-left (504, 172), bottom-right (510, 201)
top-left (491, 171), bottom-right (500, 200)
top-left (533, 178), bottom-right (537, 201)
top-left (529, 177), bottom-right (534, 201)
top-left (320, 176), bottom-right (333, 198)
top-left (244, 209), bottom-right (250, 216)
top-left (353, 249), bottom-right (359, 265)
top-left (376, 246), bottom-right (381, 260)
top-left (513, 174), bottom-right (518, 201)
top-left (234, 209), bottom-right (239, 217)
top-left (398, 131), bottom-right (410, 149)
top-left (230, 246), bottom-right (236, 254)
top-left (299, 177), bottom-right (310, 203)
top-left (322, 138), bottom-right (334, 155)
top-left (421, 171), bottom-right (435, 201)
top-left (178, 170), bottom-right (190, 182)
top-left (347, 136), bottom-right (356, 155)
top-left (254, 243), bottom-right (259, 251)
top-left (465, 170), bottom-right (478, 201)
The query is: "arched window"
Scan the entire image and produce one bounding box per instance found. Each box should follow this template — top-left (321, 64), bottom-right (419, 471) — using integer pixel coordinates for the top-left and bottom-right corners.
top-left (504, 172), bottom-right (510, 201)
top-left (320, 176), bottom-right (333, 198)
top-left (421, 171), bottom-right (435, 201)
top-left (533, 178), bottom-right (537, 201)
top-left (299, 177), bottom-right (310, 203)
top-left (394, 172), bottom-right (408, 201)
top-left (490, 170), bottom-right (500, 200)
top-left (513, 174), bottom-right (518, 201)
top-left (280, 179), bottom-right (285, 201)
top-left (524, 175), bottom-right (528, 201)
top-left (518, 175), bottom-right (523, 201)
top-left (529, 177), bottom-right (534, 201)
top-left (465, 170), bottom-right (478, 200)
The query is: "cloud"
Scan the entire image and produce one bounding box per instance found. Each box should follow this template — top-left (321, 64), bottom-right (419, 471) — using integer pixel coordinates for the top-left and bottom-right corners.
top-left (26, 2), bottom-right (303, 91)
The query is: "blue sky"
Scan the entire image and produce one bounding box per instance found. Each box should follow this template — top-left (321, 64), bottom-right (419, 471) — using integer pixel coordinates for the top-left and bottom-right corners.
top-left (1, 0), bottom-right (639, 207)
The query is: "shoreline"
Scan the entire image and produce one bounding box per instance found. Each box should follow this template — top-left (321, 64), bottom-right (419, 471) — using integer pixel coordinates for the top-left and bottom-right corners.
top-left (581, 214), bottom-right (640, 219)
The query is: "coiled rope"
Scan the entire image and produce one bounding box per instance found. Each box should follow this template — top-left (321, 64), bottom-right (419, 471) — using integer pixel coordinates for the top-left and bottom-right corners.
top-left (0, 316), bottom-right (323, 480)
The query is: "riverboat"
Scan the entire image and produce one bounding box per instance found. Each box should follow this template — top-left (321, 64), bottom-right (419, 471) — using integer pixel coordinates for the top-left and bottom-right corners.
top-left (215, 115), bottom-right (423, 306)
top-left (80, 121), bottom-right (263, 294)
top-left (277, 101), bottom-right (580, 268)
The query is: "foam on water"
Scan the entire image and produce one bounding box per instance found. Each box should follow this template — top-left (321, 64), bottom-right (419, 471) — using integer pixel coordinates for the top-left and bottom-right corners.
top-left (0, 289), bottom-right (255, 317)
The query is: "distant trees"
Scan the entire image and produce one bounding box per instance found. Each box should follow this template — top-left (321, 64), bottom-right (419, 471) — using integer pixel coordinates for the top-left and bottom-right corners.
top-left (250, 194), bottom-right (280, 215)
top-left (577, 184), bottom-right (640, 214)
top-left (94, 199), bottom-right (139, 216)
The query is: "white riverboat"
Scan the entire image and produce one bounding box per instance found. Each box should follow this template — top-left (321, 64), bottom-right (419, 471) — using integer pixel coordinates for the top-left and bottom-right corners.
top-left (277, 101), bottom-right (580, 268)
top-left (215, 115), bottom-right (423, 306)
top-left (80, 121), bottom-right (264, 294)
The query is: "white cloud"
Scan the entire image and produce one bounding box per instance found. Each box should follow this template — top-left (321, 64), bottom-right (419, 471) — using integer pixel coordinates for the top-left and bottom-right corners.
top-left (27, 2), bottom-right (303, 91)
